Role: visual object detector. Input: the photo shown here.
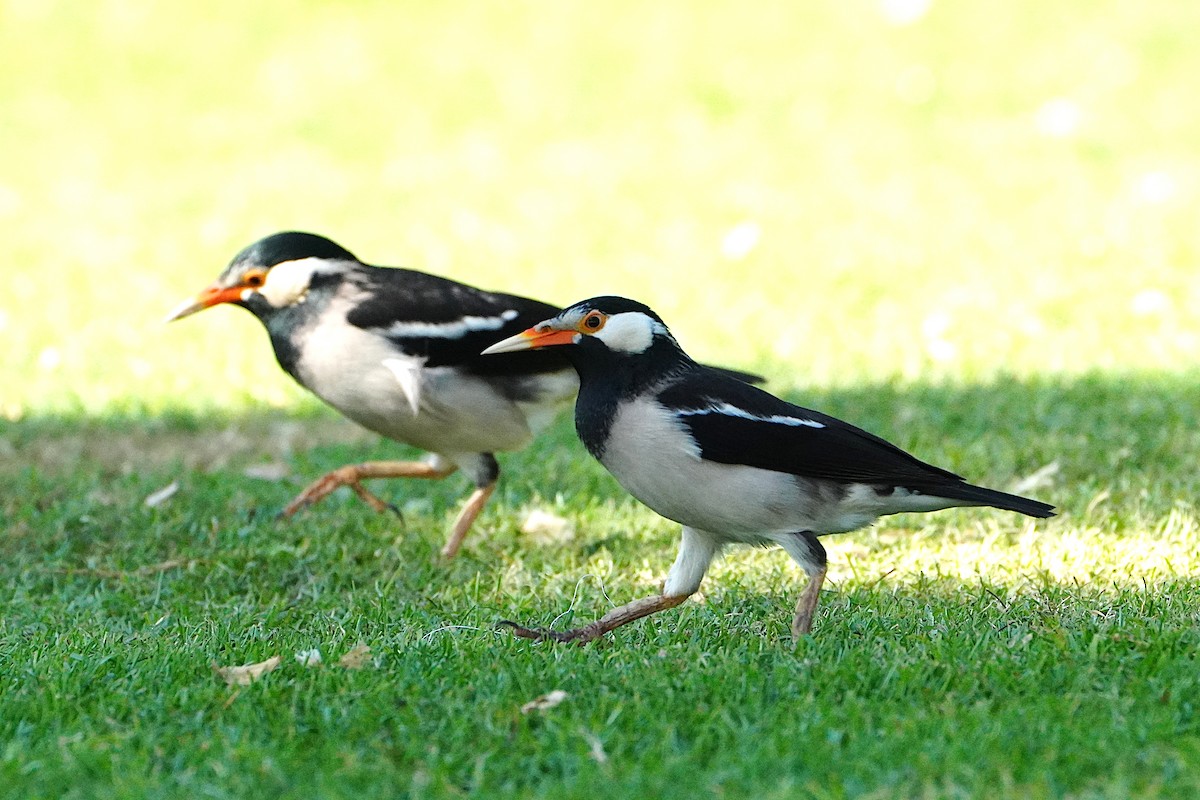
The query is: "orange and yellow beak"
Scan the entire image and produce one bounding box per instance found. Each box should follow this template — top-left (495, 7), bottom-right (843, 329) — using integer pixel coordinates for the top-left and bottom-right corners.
top-left (163, 283), bottom-right (247, 323)
top-left (482, 325), bottom-right (576, 355)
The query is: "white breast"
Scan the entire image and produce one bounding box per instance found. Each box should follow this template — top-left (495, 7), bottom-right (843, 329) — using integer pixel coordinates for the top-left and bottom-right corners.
top-left (293, 307), bottom-right (554, 457)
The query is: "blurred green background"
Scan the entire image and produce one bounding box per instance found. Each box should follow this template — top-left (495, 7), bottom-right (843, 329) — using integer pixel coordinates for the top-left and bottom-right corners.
top-left (4, 0), bottom-right (1197, 420)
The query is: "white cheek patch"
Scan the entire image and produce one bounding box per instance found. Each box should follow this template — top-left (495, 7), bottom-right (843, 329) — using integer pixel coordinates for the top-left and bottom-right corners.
top-left (256, 257), bottom-right (327, 308)
top-left (594, 312), bottom-right (666, 353)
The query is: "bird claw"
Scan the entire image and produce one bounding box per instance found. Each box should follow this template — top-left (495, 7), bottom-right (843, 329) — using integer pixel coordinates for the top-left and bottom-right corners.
top-left (275, 501), bottom-right (307, 521)
top-left (496, 620), bottom-right (599, 644)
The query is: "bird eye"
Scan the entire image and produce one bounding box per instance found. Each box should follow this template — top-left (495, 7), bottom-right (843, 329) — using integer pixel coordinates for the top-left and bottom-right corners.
top-left (580, 311), bottom-right (606, 332)
top-left (243, 270), bottom-right (266, 289)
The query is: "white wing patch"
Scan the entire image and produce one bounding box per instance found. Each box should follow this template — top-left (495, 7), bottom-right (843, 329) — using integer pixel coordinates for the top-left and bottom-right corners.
top-left (381, 356), bottom-right (425, 416)
top-left (379, 309), bottom-right (519, 340)
top-left (677, 402), bottom-right (826, 428)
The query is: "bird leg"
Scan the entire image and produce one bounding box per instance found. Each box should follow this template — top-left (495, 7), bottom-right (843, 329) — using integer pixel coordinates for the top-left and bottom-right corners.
top-left (791, 564), bottom-right (827, 638)
top-left (279, 460), bottom-right (457, 518)
top-left (499, 526), bottom-right (719, 645)
top-left (440, 482), bottom-right (496, 560)
top-left (499, 593), bottom-right (691, 644)
top-left (781, 530), bottom-right (828, 638)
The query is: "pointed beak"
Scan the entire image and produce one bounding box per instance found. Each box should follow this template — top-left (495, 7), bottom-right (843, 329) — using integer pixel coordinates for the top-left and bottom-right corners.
top-left (482, 325), bottom-right (577, 355)
top-left (163, 284), bottom-right (246, 323)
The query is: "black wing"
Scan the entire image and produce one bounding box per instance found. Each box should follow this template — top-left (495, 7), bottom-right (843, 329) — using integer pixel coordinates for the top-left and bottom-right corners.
top-left (659, 368), bottom-right (1055, 516)
top-left (659, 369), bottom-right (966, 488)
top-left (344, 266), bottom-right (569, 377)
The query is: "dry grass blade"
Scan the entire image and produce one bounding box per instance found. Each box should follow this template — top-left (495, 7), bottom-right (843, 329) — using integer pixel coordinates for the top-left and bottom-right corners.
top-left (143, 481), bottom-right (179, 508)
top-left (520, 690), bottom-right (568, 714)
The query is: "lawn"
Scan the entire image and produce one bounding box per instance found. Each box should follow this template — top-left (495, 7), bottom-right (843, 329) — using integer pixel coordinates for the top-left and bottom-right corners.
top-left (3, 1), bottom-right (1200, 797)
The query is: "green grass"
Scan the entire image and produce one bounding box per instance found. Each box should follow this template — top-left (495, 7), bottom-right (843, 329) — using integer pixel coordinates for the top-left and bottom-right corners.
top-left (4, 0), bottom-right (1200, 797)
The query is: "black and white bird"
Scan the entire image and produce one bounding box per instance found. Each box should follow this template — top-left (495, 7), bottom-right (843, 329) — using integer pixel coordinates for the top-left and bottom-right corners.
top-left (166, 234), bottom-right (760, 559)
top-left (483, 296), bottom-right (1056, 641)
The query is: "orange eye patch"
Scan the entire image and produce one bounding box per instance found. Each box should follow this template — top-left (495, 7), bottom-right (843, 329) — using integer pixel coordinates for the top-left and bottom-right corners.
top-left (577, 310), bottom-right (607, 333)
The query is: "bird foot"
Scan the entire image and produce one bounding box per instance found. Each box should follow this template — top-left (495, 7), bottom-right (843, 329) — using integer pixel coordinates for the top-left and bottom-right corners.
top-left (278, 466), bottom-right (401, 521)
top-left (496, 620), bottom-right (602, 645)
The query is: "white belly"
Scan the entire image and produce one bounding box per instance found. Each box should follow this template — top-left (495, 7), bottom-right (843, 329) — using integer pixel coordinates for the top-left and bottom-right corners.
top-left (295, 319), bottom-right (561, 456)
top-left (599, 400), bottom-right (905, 540)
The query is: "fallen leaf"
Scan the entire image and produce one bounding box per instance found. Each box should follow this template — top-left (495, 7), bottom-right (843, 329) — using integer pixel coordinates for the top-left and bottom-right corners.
top-left (520, 689), bottom-right (568, 714)
top-left (213, 655), bottom-right (281, 686)
top-left (144, 481), bottom-right (179, 508)
top-left (338, 643), bottom-right (372, 670)
top-left (295, 648), bottom-right (323, 667)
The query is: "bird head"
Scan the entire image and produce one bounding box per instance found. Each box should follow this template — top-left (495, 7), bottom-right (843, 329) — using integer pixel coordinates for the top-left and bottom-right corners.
top-left (482, 295), bottom-right (679, 357)
top-left (164, 231), bottom-right (359, 323)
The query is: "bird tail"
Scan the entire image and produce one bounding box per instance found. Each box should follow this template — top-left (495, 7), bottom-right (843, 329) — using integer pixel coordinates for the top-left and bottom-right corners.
top-left (935, 482), bottom-right (1056, 518)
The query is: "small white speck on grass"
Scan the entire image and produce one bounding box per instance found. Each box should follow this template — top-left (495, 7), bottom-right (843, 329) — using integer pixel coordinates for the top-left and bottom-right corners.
top-left (243, 461), bottom-right (290, 481)
top-left (520, 690), bottom-right (568, 714)
top-left (520, 508), bottom-right (575, 542)
top-left (1035, 98), bottom-right (1082, 138)
top-left (720, 221), bottom-right (761, 261)
top-left (879, 0), bottom-right (931, 25)
top-left (213, 655), bottom-right (281, 686)
top-left (1136, 171), bottom-right (1176, 205)
top-left (143, 480), bottom-right (179, 508)
top-left (295, 649), bottom-right (323, 667)
top-left (1130, 288), bottom-right (1170, 317)
top-left (338, 643), bottom-right (372, 670)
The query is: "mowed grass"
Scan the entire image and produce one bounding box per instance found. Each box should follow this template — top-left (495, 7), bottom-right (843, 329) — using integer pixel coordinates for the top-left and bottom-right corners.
top-left (3, 0), bottom-right (1200, 797)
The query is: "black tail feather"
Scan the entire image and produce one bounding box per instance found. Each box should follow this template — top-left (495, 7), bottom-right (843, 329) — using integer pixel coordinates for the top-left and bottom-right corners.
top-left (936, 482), bottom-right (1056, 518)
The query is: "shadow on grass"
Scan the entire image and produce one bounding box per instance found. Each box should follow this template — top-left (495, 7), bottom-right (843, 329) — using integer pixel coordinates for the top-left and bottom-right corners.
top-left (4, 368), bottom-right (1197, 508)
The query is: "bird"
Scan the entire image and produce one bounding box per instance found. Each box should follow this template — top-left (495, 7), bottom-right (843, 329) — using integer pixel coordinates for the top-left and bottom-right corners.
top-left (482, 295), bottom-right (1056, 642)
top-left (165, 233), bottom-right (762, 559)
